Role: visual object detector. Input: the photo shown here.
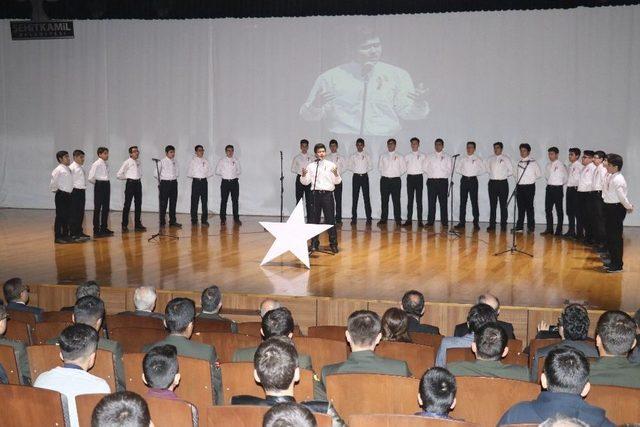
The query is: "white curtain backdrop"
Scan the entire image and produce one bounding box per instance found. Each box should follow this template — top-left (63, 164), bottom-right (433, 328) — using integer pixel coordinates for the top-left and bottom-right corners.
top-left (1, 6), bottom-right (639, 224)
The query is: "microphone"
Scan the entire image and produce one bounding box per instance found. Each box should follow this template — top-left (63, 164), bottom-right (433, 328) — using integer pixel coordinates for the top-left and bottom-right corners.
top-left (152, 158), bottom-right (161, 162)
top-left (451, 154), bottom-right (461, 158)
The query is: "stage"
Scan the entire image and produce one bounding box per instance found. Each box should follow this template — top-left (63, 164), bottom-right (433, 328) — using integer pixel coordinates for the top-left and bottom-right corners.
top-left (0, 208), bottom-right (637, 312)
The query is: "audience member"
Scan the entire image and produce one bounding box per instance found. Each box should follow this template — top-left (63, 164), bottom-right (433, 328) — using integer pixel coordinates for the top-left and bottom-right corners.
top-left (498, 347), bottom-right (614, 426)
top-left (260, 298), bottom-right (282, 318)
top-left (142, 344), bottom-right (181, 400)
top-left (196, 285), bottom-right (238, 332)
top-left (61, 280), bottom-right (100, 311)
top-left (0, 304), bottom-right (30, 384)
top-left (401, 290), bottom-right (439, 334)
top-left (263, 402), bottom-right (317, 427)
top-left (436, 303), bottom-right (497, 367)
top-left (381, 307), bottom-right (412, 342)
top-left (454, 294), bottom-right (515, 339)
top-left (415, 367), bottom-right (458, 420)
top-left (3, 277), bottom-right (43, 321)
top-left (118, 286), bottom-right (163, 319)
top-left (448, 323), bottom-right (529, 381)
top-left (91, 391), bottom-right (153, 427)
top-left (34, 324), bottom-right (111, 427)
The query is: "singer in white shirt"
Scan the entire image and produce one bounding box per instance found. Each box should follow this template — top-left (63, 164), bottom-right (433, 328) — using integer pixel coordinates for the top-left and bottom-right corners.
top-left (454, 141), bottom-right (485, 230)
top-left (327, 140), bottom-right (347, 225)
top-left (156, 145), bottom-right (181, 228)
top-left (292, 139), bottom-right (314, 218)
top-left (50, 150), bottom-right (73, 243)
top-left (378, 138), bottom-right (407, 226)
top-left (514, 143), bottom-right (542, 233)
top-left (88, 147), bottom-right (113, 237)
top-left (347, 138), bottom-right (373, 224)
top-left (485, 142), bottom-right (514, 231)
top-left (564, 148), bottom-right (584, 238)
top-left (69, 150), bottom-right (90, 240)
top-left (590, 151), bottom-right (608, 245)
top-left (187, 145), bottom-right (213, 226)
top-left (577, 150), bottom-right (596, 242)
top-left (215, 144), bottom-right (242, 225)
top-left (403, 137), bottom-right (426, 227)
top-left (300, 143), bottom-right (342, 253)
top-left (542, 147), bottom-right (568, 235)
top-left (116, 146), bottom-right (146, 232)
top-left (423, 138), bottom-right (451, 227)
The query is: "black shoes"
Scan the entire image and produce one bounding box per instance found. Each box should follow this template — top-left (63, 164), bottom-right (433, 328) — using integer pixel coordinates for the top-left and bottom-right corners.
top-left (402, 221), bottom-right (412, 227)
top-left (169, 222), bottom-right (182, 228)
top-left (454, 223), bottom-right (465, 229)
top-left (234, 219), bottom-right (242, 226)
top-left (122, 226), bottom-right (129, 233)
top-left (563, 231), bottom-right (576, 238)
top-left (376, 220), bottom-right (386, 226)
top-left (330, 244), bottom-right (339, 254)
top-left (350, 219), bottom-right (357, 225)
top-left (511, 227), bottom-right (524, 234)
top-left (135, 224), bottom-right (147, 232)
top-left (473, 223), bottom-right (480, 231)
top-left (540, 230), bottom-right (554, 236)
top-left (486, 225), bottom-right (496, 231)
top-left (308, 242), bottom-right (320, 252)
top-left (202, 221), bottom-right (210, 227)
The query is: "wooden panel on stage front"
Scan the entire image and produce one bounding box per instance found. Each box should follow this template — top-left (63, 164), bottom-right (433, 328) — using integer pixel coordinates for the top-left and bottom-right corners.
top-left (99, 287), bottom-right (129, 314)
top-left (316, 297), bottom-right (368, 327)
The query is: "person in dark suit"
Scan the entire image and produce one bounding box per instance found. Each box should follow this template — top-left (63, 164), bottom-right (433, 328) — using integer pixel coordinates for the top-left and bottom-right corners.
top-left (196, 285), bottom-right (237, 333)
top-left (401, 290), bottom-right (440, 335)
top-left (415, 367), bottom-right (458, 420)
top-left (0, 304), bottom-right (30, 384)
top-left (498, 347), bottom-right (615, 426)
top-left (117, 286), bottom-right (164, 319)
top-left (453, 294), bottom-right (515, 339)
top-left (60, 281), bottom-right (101, 312)
top-left (3, 277), bottom-right (43, 322)
top-left (142, 345), bottom-right (183, 401)
top-left (143, 298), bottom-right (222, 404)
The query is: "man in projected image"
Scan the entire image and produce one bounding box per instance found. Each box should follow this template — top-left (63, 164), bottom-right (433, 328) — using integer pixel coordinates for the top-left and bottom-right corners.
top-left (299, 26), bottom-right (429, 137)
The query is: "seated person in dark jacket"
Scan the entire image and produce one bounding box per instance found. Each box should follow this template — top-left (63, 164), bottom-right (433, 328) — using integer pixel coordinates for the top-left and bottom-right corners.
top-left (142, 344), bottom-right (182, 400)
top-left (3, 277), bottom-right (43, 322)
top-left (0, 304), bottom-right (30, 384)
top-left (401, 290), bottom-right (440, 335)
top-left (415, 367), bottom-right (458, 420)
top-left (232, 336), bottom-right (344, 426)
top-left (498, 347), bottom-right (615, 426)
top-left (263, 402), bottom-right (317, 427)
top-left (196, 285), bottom-right (238, 333)
top-left (60, 281), bottom-right (100, 312)
top-left (454, 294), bottom-right (515, 339)
top-left (118, 286), bottom-right (164, 319)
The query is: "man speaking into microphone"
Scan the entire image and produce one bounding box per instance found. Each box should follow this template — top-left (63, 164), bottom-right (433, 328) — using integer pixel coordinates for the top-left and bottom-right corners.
top-left (300, 143), bottom-right (342, 254)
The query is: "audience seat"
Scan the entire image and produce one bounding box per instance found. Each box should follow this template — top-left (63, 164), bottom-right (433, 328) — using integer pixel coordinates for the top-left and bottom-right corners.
top-left (527, 338), bottom-right (561, 368)
top-left (122, 353), bottom-right (148, 396)
top-left (0, 383), bottom-right (69, 427)
top-left (586, 384), bottom-right (640, 425)
top-left (348, 414), bottom-right (480, 426)
top-left (75, 393), bottom-right (108, 427)
top-left (206, 405), bottom-right (332, 427)
top-left (6, 310), bottom-right (38, 327)
top-left (42, 311), bottom-right (73, 323)
top-left (293, 336), bottom-right (348, 373)
top-left (4, 318), bottom-right (32, 345)
top-left (31, 321), bottom-right (72, 345)
top-left (109, 327), bottom-right (167, 353)
top-left (0, 344), bottom-right (20, 384)
top-left (191, 332), bottom-right (260, 363)
top-left (451, 376), bottom-right (539, 426)
top-left (325, 373), bottom-right (420, 421)
top-left (307, 325), bottom-right (347, 342)
top-left (375, 341), bottom-right (436, 378)
top-left (409, 332), bottom-right (443, 349)
top-left (236, 321), bottom-right (303, 337)
top-left (194, 319), bottom-right (236, 333)
top-left (106, 314), bottom-right (165, 330)
top-left (220, 362), bottom-right (315, 404)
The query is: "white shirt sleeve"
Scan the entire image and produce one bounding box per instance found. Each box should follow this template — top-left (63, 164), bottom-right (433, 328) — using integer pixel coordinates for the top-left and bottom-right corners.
top-left (299, 75), bottom-right (327, 121)
top-left (116, 160), bottom-right (128, 180)
top-left (187, 158), bottom-right (195, 179)
top-left (215, 159), bottom-right (223, 177)
top-left (49, 168), bottom-right (59, 192)
top-left (88, 162), bottom-right (98, 184)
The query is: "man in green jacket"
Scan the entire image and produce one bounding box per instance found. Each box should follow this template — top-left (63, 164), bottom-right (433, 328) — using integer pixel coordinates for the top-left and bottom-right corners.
top-left (0, 304), bottom-right (30, 384)
top-left (196, 285), bottom-right (238, 333)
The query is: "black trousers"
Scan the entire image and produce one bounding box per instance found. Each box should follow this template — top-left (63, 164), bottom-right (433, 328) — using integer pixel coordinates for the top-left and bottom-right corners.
top-left (406, 174), bottom-right (423, 222)
top-left (426, 178), bottom-right (448, 225)
top-left (576, 191), bottom-right (591, 239)
top-left (380, 177), bottom-right (401, 222)
top-left (54, 190), bottom-right (72, 239)
top-left (310, 190), bottom-right (337, 246)
top-left (159, 179), bottom-right (178, 225)
top-left (488, 179), bottom-right (509, 227)
top-left (604, 203), bottom-right (626, 269)
top-left (516, 184), bottom-right (536, 230)
top-left (566, 186), bottom-right (579, 233)
top-left (191, 178), bottom-right (208, 222)
top-left (590, 191), bottom-right (605, 243)
top-left (220, 178), bottom-right (239, 220)
top-left (93, 180), bottom-right (110, 232)
top-left (352, 173), bottom-right (372, 220)
top-left (333, 182), bottom-right (342, 221)
top-left (70, 188), bottom-right (85, 237)
top-left (459, 176), bottom-right (479, 224)
top-left (295, 174), bottom-right (312, 217)
top-left (545, 185), bottom-right (564, 232)
top-left (122, 179), bottom-right (142, 227)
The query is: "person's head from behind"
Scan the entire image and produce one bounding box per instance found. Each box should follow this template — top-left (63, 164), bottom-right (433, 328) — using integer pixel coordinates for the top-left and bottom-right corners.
top-left (164, 298), bottom-right (195, 337)
top-left (201, 285), bottom-right (222, 314)
top-left (595, 310), bottom-right (637, 357)
top-left (540, 414), bottom-right (590, 427)
top-left (346, 310), bottom-right (382, 351)
top-left (560, 304), bottom-right (589, 341)
top-left (466, 303), bottom-right (497, 334)
top-left (381, 307), bottom-right (411, 342)
top-left (0, 305), bottom-right (7, 336)
top-left (472, 323), bottom-right (508, 361)
top-left (91, 391), bottom-right (153, 427)
top-left (3, 277), bottom-right (28, 304)
top-left (76, 281), bottom-right (100, 300)
top-left (142, 345), bottom-right (180, 392)
top-left (254, 336), bottom-right (299, 395)
top-left (259, 298), bottom-right (281, 318)
top-left (261, 307), bottom-right (295, 339)
top-left (263, 402), bottom-right (316, 427)
top-left (134, 286), bottom-right (157, 312)
top-left (59, 323), bottom-right (99, 370)
top-left (401, 290), bottom-right (425, 319)
top-left (477, 293), bottom-right (501, 315)
top-left (541, 347), bottom-right (590, 397)
top-left (73, 296), bottom-right (105, 331)
top-left (418, 367), bottom-right (456, 415)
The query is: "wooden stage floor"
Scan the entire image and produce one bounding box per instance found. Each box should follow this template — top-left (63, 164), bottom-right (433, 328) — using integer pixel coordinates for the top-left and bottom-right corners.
top-left (0, 208), bottom-right (637, 311)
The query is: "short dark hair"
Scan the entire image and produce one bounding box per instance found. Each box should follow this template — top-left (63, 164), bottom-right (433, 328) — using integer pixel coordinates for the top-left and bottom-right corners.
top-left (74, 296), bottom-right (105, 327)
top-left (548, 147), bottom-right (559, 154)
top-left (262, 307), bottom-right (295, 338)
top-left (596, 311), bottom-right (637, 356)
top-left (434, 138), bottom-right (444, 145)
top-left (381, 307), bottom-right (411, 342)
top-left (97, 147), bottom-right (108, 155)
top-left (76, 281), bottom-right (100, 300)
top-left (347, 310), bottom-right (381, 346)
top-left (387, 138), bottom-right (397, 145)
top-left (201, 286), bottom-right (222, 313)
top-left (128, 146), bottom-right (138, 154)
top-left (91, 391), bottom-right (151, 427)
top-left (543, 347), bottom-right (589, 394)
top-left (493, 142), bottom-right (503, 149)
top-left (569, 148), bottom-right (581, 157)
top-left (164, 298), bottom-right (195, 333)
top-left (314, 143), bottom-right (325, 154)
top-left (466, 141), bottom-right (476, 149)
top-left (519, 143), bottom-right (531, 152)
top-left (56, 151), bottom-right (69, 162)
top-left (560, 304), bottom-right (590, 341)
top-left (419, 367), bottom-right (456, 414)
top-left (263, 402), bottom-right (316, 427)
top-left (3, 278), bottom-right (25, 302)
top-left (467, 304), bottom-right (498, 334)
top-left (329, 139), bottom-right (338, 146)
top-left (165, 145), bottom-right (175, 153)
top-left (254, 336), bottom-right (298, 392)
top-left (194, 145), bottom-right (204, 152)
top-left (401, 290), bottom-right (425, 317)
top-left (474, 323), bottom-right (508, 360)
top-left (59, 323), bottom-right (99, 361)
top-left (594, 150), bottom-right (606, 159)
top-left (143, 344), bottom-right (178, 389)
top-left (225, 144), bottom-right (234, 151)
top-left (300, 139), bottom-right (309, 146)
top-left (355, 138), bottom-right (365, 145)
top-left (410, 137), bottom-right (420, 143)
top-left (73, 149), bottom-right (85, 157)
top-left (583, 150), bottom-right (594, 157)
top-left (606, 153), bottom-right (623, 171)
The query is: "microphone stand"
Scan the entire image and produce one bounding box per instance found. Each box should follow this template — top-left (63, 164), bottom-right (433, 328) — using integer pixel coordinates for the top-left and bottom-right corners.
top-left (309, 158), bottom-right (335, 256)
top-left (148, 159), bottom-right (179, 242)
top-left (447, 154), bottom-right (461, 238)
top-left (495, 160), bottom-right (533, 257)
top-left (279, 151), bottom-right (284, 222)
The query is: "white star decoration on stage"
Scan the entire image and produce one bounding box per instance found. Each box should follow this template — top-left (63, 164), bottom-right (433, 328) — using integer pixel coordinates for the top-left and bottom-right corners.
top-left (260, 200), bottom-right (333, 269)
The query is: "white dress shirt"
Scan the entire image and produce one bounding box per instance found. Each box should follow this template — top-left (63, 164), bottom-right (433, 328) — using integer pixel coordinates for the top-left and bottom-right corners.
top-left (187, 156), bottom-right (213, 179)
top-left (348, 151), bottom-right (373, 174)
top-left (423, 151), bottom-right (452, 179)
top-left (299, 159), bottom-right (342, 190)
top-left (592, 163), bottom-right (607, 191)
top-left (327, 152), bottom-right (347, 175)
top-left (486, 154), bottom-right (514, 180)
top-left (516, 157), bottom-right (542, 185)
top-left (456, 154), bottom-right (485, 177)
top-left (291, 152), bottom-right (314, 175)
top-left (116, 157), bottom-right (141, 180)
top-left (378, 151), bottom-right (407, 178)
top-left (69, 162), bottom-right (86, 190)
top-left (404, 151), bottom-right (426, 175)
top-left (545, 160), bottom-right (568, 186)
top-left (577, 163), bottom-right (596, 192)
top-left (215, 157), bottom-right (241, 180)
top-left (155, 157), bottom-right (179, 180)
top-left (50, 164), bottom-right (73, 193)
top-left (567, 161), bottom-right (584, 187)
top-left (88, 158), bottom-right (109, 183)
top-left (602, 172), bottom-right (633, 209)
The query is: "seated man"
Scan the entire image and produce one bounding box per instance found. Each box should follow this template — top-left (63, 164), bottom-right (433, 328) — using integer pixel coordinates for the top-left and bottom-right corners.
top-left (448, 323), bottom-right (529, 381)
top-left (34, 324), bottom-right (111, 427)
top-left (118, 286), bottom-right (163, 319)
top-left (143, 297), bottom-right (222, 404)
top-left (436, 303), bottom-right (497, 367)
top-left (589, 310), bottom-right (640, 388)
top-left (92, 391), bottom-right (153, 427)
top-left (454, 294), bottom-right (515, 339)
top-left (3, 277), bottom-right (43, 321)
top-left (401, 290), bottom-right (440, 335)
top-left (260, 298), bottom-right (281, 318)
top-left (60, 280), bottom-right (100, 311)
top-left (232, 336), bottom-right (344, 426)
top-left (0, 304), bottom-right (30, 384)
top-left (232, 307), bottom-right (312, 369)
top-left (498, 347), bottom-right (614, 426)
top-left (263, 402), bottom-right (317, 427)
top-left (415, 367), bottom-right (458, 420)
top-left (142, 344), bottom-right (181, 400)
top-left (196, 285), bottom-right (238, 333)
